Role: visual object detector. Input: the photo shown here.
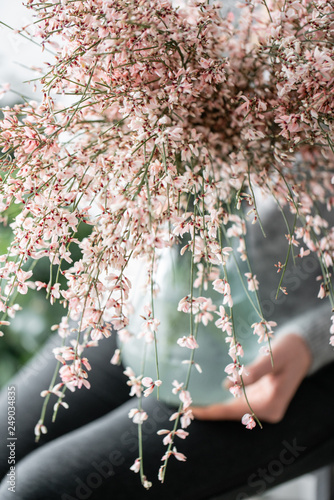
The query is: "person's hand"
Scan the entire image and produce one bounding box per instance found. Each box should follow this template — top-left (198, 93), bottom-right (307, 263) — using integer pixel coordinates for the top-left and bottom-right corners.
top-left (191, 333), bottom-right (312, 424)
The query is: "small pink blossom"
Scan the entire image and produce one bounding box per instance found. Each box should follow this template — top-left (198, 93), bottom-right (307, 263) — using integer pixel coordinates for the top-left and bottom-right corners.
top-left (142, 377), bottom-right (162, 397)
top-left (128, 408), bottom-right (148, 424)
top-left (124, 367), bottom-right (142, 398)
top-left (179, 389), bottom-right (192, 409)
top-left (212, 279), bottom-right (229, 294)
top-left (53, 400), bottom-right (69, 412)
top-left (245, 273), bottom-right (259, 292)
top-left (215, 306), bottom-right (232, 335)
top-left (16, 269), bottom-right (34, 295)
top-left (251, 320), bottom-right (276, 343)
top-left (157, 429), bottom-right (173, 445)
top-left (35, 281), bottom-right (47, 291)
top-left (130, 458), bottom-right (141, 473)
top-left (229, 384), bottom-right (242, 398)
top-left (50, 283), bottom-right (61, 304)
top-left (157, 428), bottom-right (188, 446)
top-left (195, 297), bottom-right (216, 325)
top-left (169, 408), bottom-right (194, 429)
top-left (177, 335), bottom-right (199, 349)
top-left (177, 296), bottom-right (204, 314)
top-left (228, 342), bottom-right (244, 360)
top-left (225, 362), bottom-right (243, 382)
top-left (298, 247), bottom-right (310, 258)
top-left (241, 413), bottom-right (256, 430)
top-left (142, 476), bottom-right (152, 490)
top-left (285, 234), bottom-right (300, 247)
top-left (161, 446), bottom-right (187, 462)
top-left (110, 349), bottom-right (121, 365)
top-left (34, 419), bottom-right (48, 438)
top-left (172, 380), bottom-right (184, 394)
top-left (139, 306), bottom-right (160, 343)
top-left (318, 283), bottom-right (327, 299)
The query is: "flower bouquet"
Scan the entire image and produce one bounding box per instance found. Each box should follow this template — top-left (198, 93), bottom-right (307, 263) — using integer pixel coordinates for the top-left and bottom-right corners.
top-left (0, 0), bottom-right (333, 487)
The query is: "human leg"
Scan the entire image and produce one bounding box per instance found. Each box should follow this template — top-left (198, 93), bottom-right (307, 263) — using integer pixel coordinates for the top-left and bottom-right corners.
top-left (0, 361), bottom-right (332, 500)
top-left (0, 333), bottom-right (129, 480)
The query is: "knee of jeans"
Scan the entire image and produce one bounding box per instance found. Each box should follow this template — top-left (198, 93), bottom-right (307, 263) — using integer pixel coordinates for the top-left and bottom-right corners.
top-left (0, 460), bottom-right (10, 484)
top-left (0, 455), bottom-right (61, 500)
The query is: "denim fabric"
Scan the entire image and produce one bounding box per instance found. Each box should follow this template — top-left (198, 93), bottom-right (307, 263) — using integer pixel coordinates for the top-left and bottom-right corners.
top-left (0, 334), bottom-right (333, 500)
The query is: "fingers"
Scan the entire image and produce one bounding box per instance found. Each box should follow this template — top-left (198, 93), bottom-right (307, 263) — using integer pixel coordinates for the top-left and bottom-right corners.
top-left (192, 372), bottom-right (284, 423)
top-left (193, 334), bottom-right (311, 423)
top-left (224, 352), bottom-right (274, 389)
top-left (192, 397), bottom-right (252, 421)
top-left (243, 354), bottom-right (273, 385)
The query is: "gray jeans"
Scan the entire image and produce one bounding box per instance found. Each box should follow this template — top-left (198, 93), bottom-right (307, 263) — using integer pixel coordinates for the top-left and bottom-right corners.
top-left (0, 334), bottom-right (333, 500)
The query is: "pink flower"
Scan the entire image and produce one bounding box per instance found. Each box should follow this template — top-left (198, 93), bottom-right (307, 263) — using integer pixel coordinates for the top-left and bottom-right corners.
top-left (35, 281), bottom-right (47, 291)
top-left (298, 247), bottom-right (310, 258)
top-left (241, 413), bottom-right (256, 430)
top-left (16, 269), bottom-right (34, 295)
top-left (40, 382), bottom-right (64, 399)
top-left (34, 419), bottom-right (48, 439)
top-left (285, 234), bottom-right (300, 247)
top-left (139, 306), bottom-right (160, 343)
top-left (157, 428), bottom-right (189, 446)
top-left (161, 446), bottom-right (187, 462)
top-left (169, 408), bottom-right (194, 429)
top-left (128, 408), bottom-right (148, 424)
top-left (177, 335), bottom-right (199, 349)
top-left (180, 409), bottom-right (194, 429)
top-left (157, 429), bottom-right (173, 445)
top-left (177, 296), bottom-right (198, 314)
top-left (142, 476), bottom-right (152, 490)
top-left (195, 297), bottom-right (216, 325)
top-left (50, 283), bottom-right (61, 304)
top-left (251, 321), bottom-right (276, 343)
top-left (179, 389), bottom-right (192, 409)
top-left (123, 367), bottom-right (142, 398)
top-left (229, 384), bottom-right (242, 398)
top-left (142, 377), bottom-right (162, 397)
top-left (158, 466), bottom-right (165, 482)
top-left (225, 362), bottom-right (243, 382)
top-left (53, 400), bottom-right (69, 412)
top-left (228, 342), bottom-right (244, 360)
top-left (244, 273), bottom-right (259, 292)
top-left (174, 429), bottom-right (189, 440)
top-left (215, 306), bottom-right (232, 335)
top-left (110, 349), bottom-right (121, 365)
top-left (212, 279), bottom-right (228, 294)
top-left (172, 380), bottom-right (184, 394)
top-left (130, 458), bottom-right (141, 473)
top-left (318, 283), bottom-right (326, 299)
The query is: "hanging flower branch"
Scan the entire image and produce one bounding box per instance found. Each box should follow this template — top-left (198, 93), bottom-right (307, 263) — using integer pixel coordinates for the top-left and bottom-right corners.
top-left (0, 0), bottom-right (333, 488)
